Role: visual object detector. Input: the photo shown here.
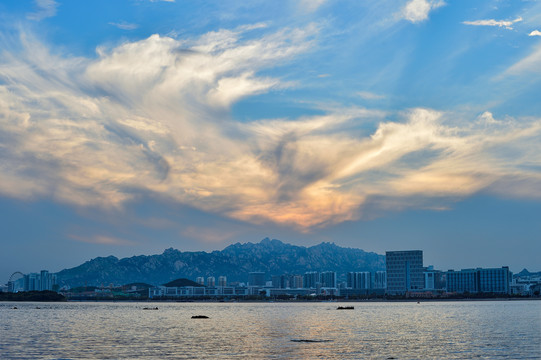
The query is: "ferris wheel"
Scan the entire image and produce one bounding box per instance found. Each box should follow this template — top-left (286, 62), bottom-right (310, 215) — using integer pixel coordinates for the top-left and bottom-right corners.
top-left (7, 271), bottom-right (24, 292)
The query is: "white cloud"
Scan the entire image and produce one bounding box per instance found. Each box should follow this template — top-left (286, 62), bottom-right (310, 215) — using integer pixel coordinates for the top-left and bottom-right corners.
top-left (1, 27), bottom-right (540, 230)
top-left (402, 0), bottom-right (445, 23)
top-left (109, 22), bottom-right (139, 31)
top-left (529, 30), bottom-right (541, 36)
top-left (298, 0), bottom-right (327, 13)
top-left (27, 0), bottom-right (59, 21)
top-left (463, 17), bottom-right (523, 30)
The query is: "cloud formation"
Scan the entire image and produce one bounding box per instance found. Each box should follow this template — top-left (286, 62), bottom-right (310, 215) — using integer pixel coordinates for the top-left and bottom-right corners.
top-left (402, 0), bottom-right (445, 23)
top-left (529, 30), bottom-right (541, 37)
top-left (27, 0), bottom-right (59, 21)
top-left (1, 26), bottom-right (540, 230)
top-left (463, 17), bottom-right (522, 30)
top-left (109, 22), bottom-right (139, 30)
top-left (298, 0), bottom-right (327, 13)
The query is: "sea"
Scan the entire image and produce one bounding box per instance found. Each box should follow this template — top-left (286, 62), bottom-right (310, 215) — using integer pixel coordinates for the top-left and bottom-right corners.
top-left (0, 300), bottom-right (539, 359)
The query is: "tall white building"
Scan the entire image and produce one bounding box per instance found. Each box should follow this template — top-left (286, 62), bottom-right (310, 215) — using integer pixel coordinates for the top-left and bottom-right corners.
top-left (207, 276), bottom-right (215, 287)
top-left (347, 272), bottom-right (371, 289)
top-left (374, 271), bottom-right (387, 289)
top-left (218, 276), bottom-right (227, 287)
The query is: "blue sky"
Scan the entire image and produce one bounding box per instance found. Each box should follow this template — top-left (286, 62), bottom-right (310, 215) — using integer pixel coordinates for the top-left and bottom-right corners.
top-left (1, 0), bottom-right (540, 281)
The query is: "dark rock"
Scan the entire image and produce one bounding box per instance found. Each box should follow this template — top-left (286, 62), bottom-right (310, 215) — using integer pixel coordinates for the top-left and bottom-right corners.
top-left (191, 315), bottom-right (209, 319)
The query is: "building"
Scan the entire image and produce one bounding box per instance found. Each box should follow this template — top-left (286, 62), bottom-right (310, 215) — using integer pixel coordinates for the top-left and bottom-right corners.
top-left (248, 272), bottom-right (265, 286)
top-left (291, 275), bottom-right (303, 289)
top-left (196, 277), bottom-right (205, 286)
top-left (320, 271), bottom-right (337, 288)
top-left (7, 271), bottom-right (57, 292)
top-left (218, 276), bottom-right (227, 287)
top-left (347, 272), bottom-right (371, 289)
top-left (303, 272), bottom-right (319, 289)
top-left (386, 250), bottom-right (424, 295)
top-left (423, 266), bottom-right (446, 291)
top-left (446, 267), bottom-right (511, 294)
top-left (206, 276), bottom-right (215, 287)
top-left (374, 271), bottom-right (387, 289)
top-left (271, 275), bottom-right (281, 288)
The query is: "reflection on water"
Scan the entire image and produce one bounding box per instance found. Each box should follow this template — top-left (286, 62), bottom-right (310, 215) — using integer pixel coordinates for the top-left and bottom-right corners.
top-left (0, 301), bottom-right (539, 359)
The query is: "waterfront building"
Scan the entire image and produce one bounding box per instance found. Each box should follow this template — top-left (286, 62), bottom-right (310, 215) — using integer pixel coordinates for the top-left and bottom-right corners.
top-left (25, 273), bottom-right (40, 291)
top-left (347, 272), bottom-right (371, 289)
top-left (386, 250), bottom-right (424, 295)
top-left (423, 266), bottom-right (446, 291)
top-left (218, 276), bottom-right (227, 287)
top-left (206, 276), bottom-right (215, 287)
top-left (291, 275), bottom-right (303, 289)
top-left (303, 272), bottom-right (319, 289)
top-left (320, 271), bottom-right (337, 288)
top-left (196, 277), bottom-right (205, 286)
top-left (374, 271), bottom-right (387, 289)
top-left (13, 271), bottom-right (57, 292)
top-left (248, 272), bottom-right (266, 286)
top-left (446, 267), bottom-right (511, 294)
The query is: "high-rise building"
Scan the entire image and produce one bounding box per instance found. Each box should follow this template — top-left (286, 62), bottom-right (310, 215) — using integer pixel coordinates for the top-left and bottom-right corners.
top-left (303, 272), bottom-right (319, 289)
top-left (40, 270), bottom-right (50, 291)
top-left (196, 277), bottom-right (205, 286)
top-left (374, 271), bottom-right (387, 289)
top-left (21, 271), bottom-right (56, 291)
top-left (291, 275), bottom-right (303, 289)
top-left (320, 271), bottom-right (337, 288)
top-left (347, 272), bottom-right (371, 289)
top-left (248, 272), bottom-right (265, 286)
top-left (218, 276), bottom-right (227, 287)
top-left (386, 250), bottom-right (424, 295)
top-left (206, 276), bottom-right (215, 287)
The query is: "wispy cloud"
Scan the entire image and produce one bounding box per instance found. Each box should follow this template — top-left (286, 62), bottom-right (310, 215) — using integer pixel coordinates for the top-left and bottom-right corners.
top-left (463, 17), bottom-right (522, 30)
top-left (27, 0), bottom-right (59, 21)
top-left (504, 43), bottom-right (541, 75)
top-left (402, 0), bottom-right (445, 23)
top-left (358, 91), bottom-right (385, 100)
top-left (69, 234), bottom-right (136, 246)
top-left (0, 26), bottom-right (540, 230)
top-left (109, 22), bottom-right (139, 31)
top-left (298, 0), bottom-right (327, 13)
top-left (529, 30), bottom-right (541, 36)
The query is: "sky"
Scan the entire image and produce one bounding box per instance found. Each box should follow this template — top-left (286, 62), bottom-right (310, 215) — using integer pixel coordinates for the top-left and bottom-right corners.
top-left (1, 0), bottom-right (540, 282)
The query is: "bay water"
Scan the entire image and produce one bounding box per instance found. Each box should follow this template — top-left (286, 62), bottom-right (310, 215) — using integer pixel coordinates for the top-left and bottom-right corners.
top-left (1, 300), bottom-right (539, 359)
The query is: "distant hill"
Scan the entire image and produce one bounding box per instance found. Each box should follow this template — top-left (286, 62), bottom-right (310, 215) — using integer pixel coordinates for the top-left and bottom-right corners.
top-left (163, 278), bottom-right (203, 287)
top-left (55, 238), bottom-right (385, 287)
top-left (515, 269), bottom-right (541, 278)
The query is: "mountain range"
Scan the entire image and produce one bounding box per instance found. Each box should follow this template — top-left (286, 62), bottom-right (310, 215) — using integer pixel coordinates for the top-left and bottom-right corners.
top-left (55, 238), bottom-right (385, 288)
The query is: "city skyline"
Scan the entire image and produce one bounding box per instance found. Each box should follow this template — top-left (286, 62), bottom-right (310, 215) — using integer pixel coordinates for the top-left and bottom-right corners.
top-left (1, 0), bottom-right (541, 281)
top-left (3, 239), bottom-right (536, 289)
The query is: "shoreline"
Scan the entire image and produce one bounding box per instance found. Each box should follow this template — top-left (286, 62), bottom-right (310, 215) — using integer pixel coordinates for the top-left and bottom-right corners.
top-left (4, 297), bottom-right (540, 303)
